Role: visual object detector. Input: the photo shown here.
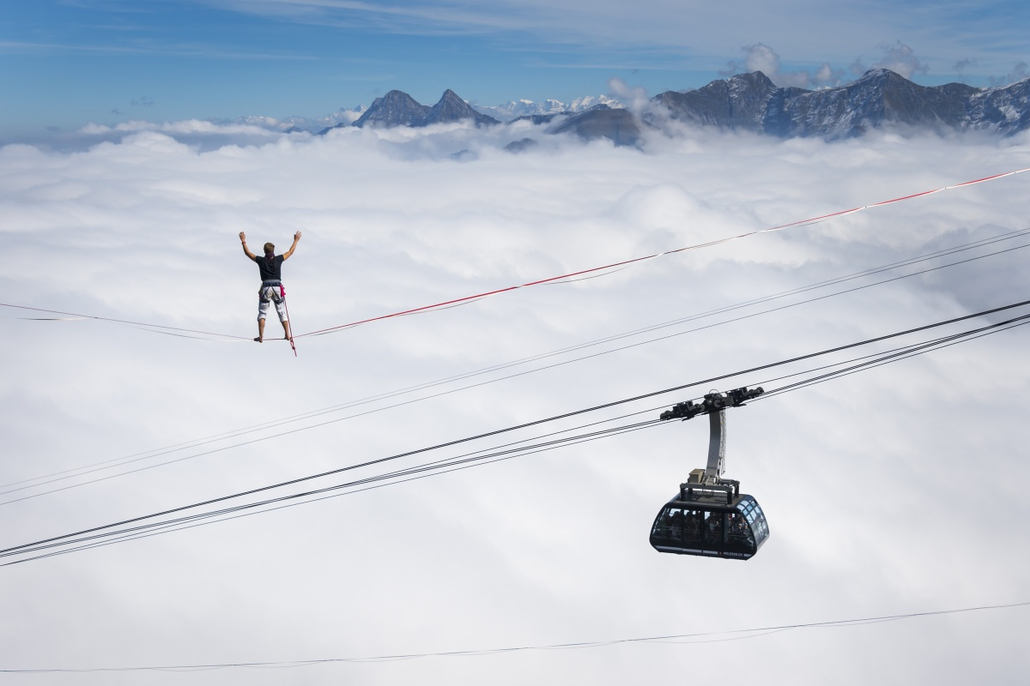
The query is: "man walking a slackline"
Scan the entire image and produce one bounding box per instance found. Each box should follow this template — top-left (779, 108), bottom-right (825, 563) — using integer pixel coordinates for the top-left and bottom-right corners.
top-left (239, 231), bottom-right (301, 343)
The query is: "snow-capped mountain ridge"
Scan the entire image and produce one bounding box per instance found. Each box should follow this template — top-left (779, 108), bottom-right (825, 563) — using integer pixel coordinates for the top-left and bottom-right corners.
top-left (225, 70), bottom-right (1030, 143)
top-left (475, 95), bottom-right (625, 121)
top-left (651, 68), bottom-right (1030, 137)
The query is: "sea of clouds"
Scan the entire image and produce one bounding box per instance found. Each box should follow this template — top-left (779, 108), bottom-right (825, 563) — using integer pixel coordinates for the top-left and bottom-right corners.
top-left (1, 119), bottom-right (1029, 684)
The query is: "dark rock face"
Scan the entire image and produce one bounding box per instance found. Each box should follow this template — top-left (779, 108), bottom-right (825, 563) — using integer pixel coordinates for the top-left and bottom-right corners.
top-left (424, 90), bottom-right (498, 127)
top-left (763, 70), bottom-right (978, 137)
top-left (652, 71), bottom-right (778, 131)
top-left (350, 89), bottom-right (497, 129)
top-left (967, 78), bottom-right (1030, 135)
top-left (317, 71), bottom-right (1030, 143)
top-left (648, 69), bottom-right (1030, 138)
top-left (353, 90), bottom-right (431, 128)
top-left (551, 106), bottom-right (644, 147)
top-left (504, 138), bottom-right (538, 153)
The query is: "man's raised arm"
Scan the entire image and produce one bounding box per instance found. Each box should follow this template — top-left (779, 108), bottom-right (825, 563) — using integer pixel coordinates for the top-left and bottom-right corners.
top-left (239, 232), bottom-right (256, 259)
top-left (283, 231), bottom-right (302, 260)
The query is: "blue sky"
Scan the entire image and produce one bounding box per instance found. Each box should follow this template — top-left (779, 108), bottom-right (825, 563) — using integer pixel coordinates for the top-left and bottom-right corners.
top-left (3, 0), bottom-right (1030, 136)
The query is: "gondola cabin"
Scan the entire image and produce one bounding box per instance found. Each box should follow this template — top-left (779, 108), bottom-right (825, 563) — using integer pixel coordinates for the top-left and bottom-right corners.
top-left (650, 478), bottom-right (770, 560)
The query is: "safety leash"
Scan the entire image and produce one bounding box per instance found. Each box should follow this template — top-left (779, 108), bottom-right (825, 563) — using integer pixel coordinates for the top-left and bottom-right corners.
top-left (281, 285), bottom-right (297, 357)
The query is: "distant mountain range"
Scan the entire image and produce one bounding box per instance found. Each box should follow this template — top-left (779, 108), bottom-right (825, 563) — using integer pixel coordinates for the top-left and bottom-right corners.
top-left (475, 95), bottom-right (625, 121)
top-left (346, 89), bottom-right (498, 129)
top-left (254, 69), bottom-right (1030, 147)
top-left (649, 68), bottom-right (1030, 138)
top-left (314, 89), bottom-right (624, 134)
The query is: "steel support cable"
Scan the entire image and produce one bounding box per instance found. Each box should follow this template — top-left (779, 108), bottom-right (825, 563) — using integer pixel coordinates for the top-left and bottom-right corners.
top-left (6, 302), bottom-right (1030, 552)
top-left (756, 316), bottom-right (1030, 401)
top-left (51, 422), bottom-right (671, 565)
top-left (6, 318), bottom-right (1030, 565)
top-left (23, 420), bottom-right (667, 562)
top-left (1, 418), bottom-right (666, 565)
top-left (577, 230), bottom-right (1030, 349)
top-left (9, 314), bottom-right (1029, 566)
top-left (2, 601), bottom-right (1027, 673)
top-left (148, 421), bottom-right (666, 541)
top-left (4, 297), bottom-right (1030, 563)
top-left (5, 231), bottom-right (1029, 503)
top-left (745, 327), bottom-right (1005, 396)
top-left (0, 404), bottom-right (673, 560)
top-left (142, 306), bottom-right (1030, 542)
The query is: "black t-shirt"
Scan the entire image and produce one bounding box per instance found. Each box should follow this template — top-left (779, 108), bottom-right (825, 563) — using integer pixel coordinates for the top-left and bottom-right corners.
top-left (254, 254), bottom-right (285, 281)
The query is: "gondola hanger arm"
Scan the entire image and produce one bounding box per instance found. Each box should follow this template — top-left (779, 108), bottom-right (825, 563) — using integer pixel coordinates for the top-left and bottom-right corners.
top-left (658, 386), bottom-right (764, 486)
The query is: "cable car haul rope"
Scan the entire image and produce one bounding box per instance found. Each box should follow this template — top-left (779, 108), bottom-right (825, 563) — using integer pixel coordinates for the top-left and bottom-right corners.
top-left (3, 228), bottom-right (1029, 512)
top-left (2, 600), bottom-right (1026, 673)
top-left (3, 298), bottom-right (1028, 567)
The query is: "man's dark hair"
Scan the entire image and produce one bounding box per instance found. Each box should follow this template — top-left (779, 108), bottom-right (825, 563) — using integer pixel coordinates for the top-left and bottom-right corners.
top-left (263, 242), bottom-right (275, 255)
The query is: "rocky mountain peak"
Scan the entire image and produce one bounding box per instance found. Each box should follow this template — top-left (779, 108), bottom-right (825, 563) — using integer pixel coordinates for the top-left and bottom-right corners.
top-left (424, 90), bottom-right (497, 127)
top-left (353, 90), bottom-right (430, 128)
top-left (349, 89), bottom-right (496, 129)
top-left (650, 69), bottom-right (1030, 138)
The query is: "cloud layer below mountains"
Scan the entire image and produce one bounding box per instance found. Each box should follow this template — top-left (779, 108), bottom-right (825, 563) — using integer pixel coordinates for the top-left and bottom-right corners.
top-left (2, 120), bottom-right (1029, 684)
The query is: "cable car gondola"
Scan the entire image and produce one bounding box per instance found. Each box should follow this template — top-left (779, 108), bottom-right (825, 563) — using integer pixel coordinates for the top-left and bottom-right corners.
top-left (649, 387), bottom-right (770, 560)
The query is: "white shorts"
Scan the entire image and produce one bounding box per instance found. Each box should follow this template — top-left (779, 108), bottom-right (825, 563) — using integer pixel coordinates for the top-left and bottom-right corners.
top-left (258, 283), bottom-right (288, 322)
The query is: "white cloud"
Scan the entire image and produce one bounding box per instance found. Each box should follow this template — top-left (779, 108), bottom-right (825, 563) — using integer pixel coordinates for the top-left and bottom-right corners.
top-left (743, 42), bottom-right (780, 76)
top-left (840, 40), bottom-right (931, 81)
top-left (720, 42), bottom-right (951, 89)
top-left (79, 119), bottom-right (280, 136)
top-left (606, 76), bottom-right (649, 113)
top-left (990, 61), bottom-right (1030, 87)
top-left (721, 43), bottom-right (845, 88)
top-left (2, 120), bottom-right (1029, 684)
top-left (868, 40), bottom-right (930, 79)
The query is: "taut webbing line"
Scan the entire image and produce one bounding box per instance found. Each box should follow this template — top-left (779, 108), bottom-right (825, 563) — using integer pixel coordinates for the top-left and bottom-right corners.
top-left (2, 167), bottom-right (1026, 342)
top-left (295, 167), bottom-right (1030, 338)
